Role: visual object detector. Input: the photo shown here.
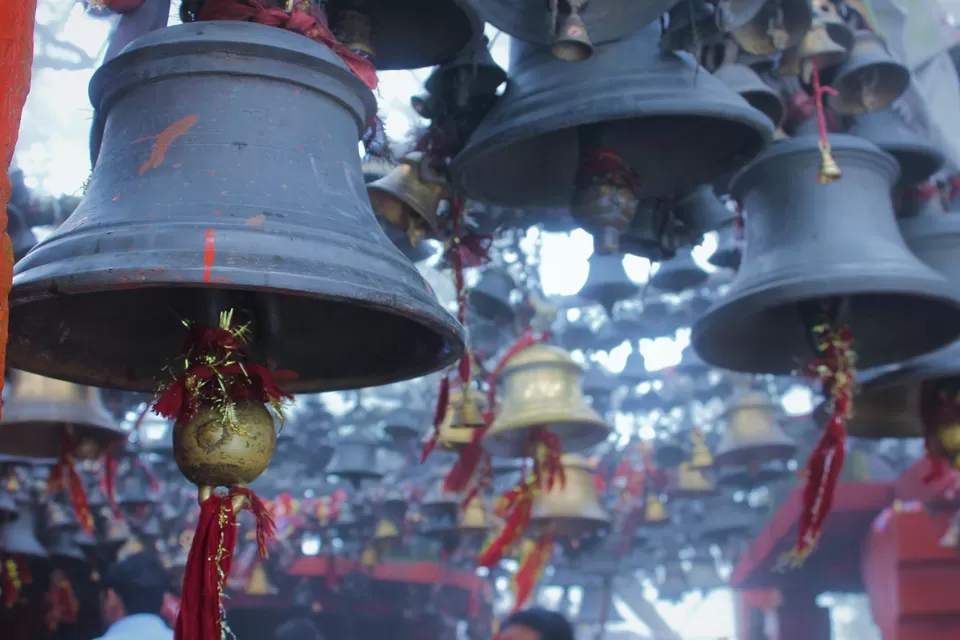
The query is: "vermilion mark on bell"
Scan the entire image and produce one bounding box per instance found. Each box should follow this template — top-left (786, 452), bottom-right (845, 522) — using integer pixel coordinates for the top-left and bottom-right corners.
top-left (203, 229), bottom-right (216, 284)
top-left (133, 115), bottom-right (199, 176)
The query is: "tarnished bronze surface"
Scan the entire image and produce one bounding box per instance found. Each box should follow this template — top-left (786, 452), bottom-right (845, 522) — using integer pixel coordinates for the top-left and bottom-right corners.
top-left (530, 454), bottom-right (609, 539)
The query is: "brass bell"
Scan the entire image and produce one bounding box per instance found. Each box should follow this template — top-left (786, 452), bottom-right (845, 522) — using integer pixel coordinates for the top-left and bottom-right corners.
top-left (368, 152), bottom-right (447, 248)
top-left (372, 518), bottom-right (401, 554)
top-left (483, 344), bottom-right (610, 457)
top-left (829, 31), bottom-right (911, 115)
top-left (669, 462), bottom-right (719, 499)
top-left (326, 436), bottom-right (384, 486)
top-left (815, 369), bottom-right (923, 439)
top-left (779, 21), bottom-right (849, 81)
top-left (98, 506), bottom-right (131, 552)
top-left (620, 350), bottom-right (650, 386)
top-left (653, 440), bottom-right (687, 470)
top-left (690, 430), bottom-right (714, 469)
top-left (551, 1), bottom-right (593, 62)
top-left (674, 185), bottom-right (736, 237)
top-left (650, 248), bottom-right (708, 293)
top-left (811, 0), bottom-right (854, 50)
top-left (458, 497), bottom-right (490, 537)
top-left (731, 0), bottom-right (812, 55)
top-left (424, 35), bottom-right (507, 105)
top-left (640, 492), bottom-right (669, 526)
top-left (852, 109), bottom-right (945, 188)
top-left (244, 564), bottom-right (278, 596)
top-left (692, 135), bottom-right (960, 374)
top-left (424, 388), bottom-right (488, 452)
top-left (470, 267), bottom-right (516, 326)
top-left (530, 454), bottom-right (610, 539)
top-left (0, 370), bottom-right (125, 460)
top-left (714, 386), bottom-right (795, 468)
top-left (0, 502), bottom-right (48, 557)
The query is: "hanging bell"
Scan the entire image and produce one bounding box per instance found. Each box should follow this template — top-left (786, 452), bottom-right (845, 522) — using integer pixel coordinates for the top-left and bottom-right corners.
top-left (421, 475), bottom-right (460, 519)
top-left (450, 24), bottom-right (774, 207)
top-left (697, 500), bottom-right (756, 544)
top-left (368, 152), bottom-right (447, 247)
top-left (426, 387), bottom-right (489, 451)
top-left (529, 454), bottom-right (611, 539)
top-left (716, 460), bottom-right (790, 489)
top-left (383, 408), bottom-right (423, 444)
top-left (458, 497), bottom-right (490, 538)
top-left (661, 1), bottom-right (727, 53)
top-left (44, 529), bottom-right (87, 563)
top-left (829, 31), bottom-right (911, 115)
top-left (98, 506), bottom-right (132, 552)
top-left (8, 22), bottom-right (463, 394)
top-left (668, 462), bottom-right (719, 499)
top-left (708, 223), bottom-right (742, 271)
top-left (44, 499), bottom-right (77, 533)
top-left (779, 20), bottom-right (849, 81)
top-left (244, 564), bottom-right (278, 596)
top-left (578, 253), bottom-right (639, 315)
top-left (675, 185), bottom-right (737, 236)
top-left (118, 472), bottom-right (159, 510)
top-left (470, 0), bottom-right (679, 52)
top-left (372, 518), bottom-right (401, 554)
top-left (550, 0), bottom-right (594, 62)
top-left (851, 109), bottom-right (945, 188)
top-left (620, 350), bottom-right (651, 386)
top-left (6, 204), bottom-right (38, 263)
top-left (380, 487), bottom-right (409, 522)
top-left (687, 550), bottom-right (725, 592)
top-left (0, 370), bottom-right (125, 460)
top-left (714, 386), bottom-right (795, 468)
top-left (576, 587), bottom-right (624, 624)
top-left (730, 0), bottom-right (812, 55)
top-left (653, 440), bottom-right (687, 469)
top-left (470, 267), bottom-right (516, 326)
top-left (483, 344), bottom-right (610, 457)
top-left (640, 492), bottom-right (669, 526)
top-left (692, 135), bottom-right (960, 374)
top-left (690, 431), bottom-right (713, 469)
top-left (582, 364), bottom-right (618, 413)
top-left (327, 436), bottom-right (384, 487)
top-left (810, 0), bottom-right (854, 51)
top-left (323, 0), bottom-right (480, 70)
top-left (0, 502), bottom-right (48, 557)
top-left (423, 35), bottom-right (507, 105)
top-left (650, 248), bottom-right (708, 293)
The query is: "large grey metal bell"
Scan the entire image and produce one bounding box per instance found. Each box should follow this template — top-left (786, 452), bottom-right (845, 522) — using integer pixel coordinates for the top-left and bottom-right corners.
top-left (450, 24), bottom-right (773, 207)
top-left (326, 436), bottom-right (384, 486)
top-left (713, 63), bottom-right (784, 127)
top-left (692, 135), bottom-right (960, 374)
top-left (469, 267), bottom-right (516, 326)
top-left (0, 502), bottom-right (48, 558)
top-left (709, 223), bottom-right (742, 271)
top-left (851, 109), bottom-right (945, 188)
top-left (674, 185), bottom-right (736, 235)
top-left (470, 0), bottom-right (681, 53)
top-left (8, 22), bottom-right (463, 393)
top-left (650, 248), bottom-right (708, 293)
top-left (579, 253), bottom-right (639, 314)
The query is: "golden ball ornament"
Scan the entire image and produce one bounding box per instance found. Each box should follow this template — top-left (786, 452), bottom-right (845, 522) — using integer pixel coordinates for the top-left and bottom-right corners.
top-left (173, 399), bottom-right (277, 488)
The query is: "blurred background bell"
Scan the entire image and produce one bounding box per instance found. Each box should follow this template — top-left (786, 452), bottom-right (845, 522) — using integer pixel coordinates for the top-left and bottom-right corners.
top-left (530, 454), bottom-right (611, 538)
top-left (326, 436), bottom-right (384, 487)
top-left (578, 253), bottom-right (639, 315)
top-left (851, 109), bottom-right (945, 189)
top-left (0, 501), bottom-right (48, 558)
top-left (828, 31), bottom-right (910, 115)
top-left (368, 152), bottom-right (446, 248)
top-left (730, 0), bottom-right (811, 55)
top-left (470, 267), bottom-right (516, 326)
top-left (650, 247), bottom-right (708, 293)
top-left (714, 385), bottom-right (796, 469)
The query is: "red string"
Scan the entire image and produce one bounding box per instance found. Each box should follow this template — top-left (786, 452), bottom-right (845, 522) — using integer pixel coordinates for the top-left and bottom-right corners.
top-left (810, 62), bottom-right (839, 147)
top-left (47, 436), bottom-right (94, 535)
top-left (195, 0), bottom-right (378, 90)
top-left (231, 487), bottom-right (277, 560)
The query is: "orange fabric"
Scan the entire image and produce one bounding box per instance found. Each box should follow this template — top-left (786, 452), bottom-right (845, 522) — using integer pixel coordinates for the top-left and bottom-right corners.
top-left (0, 0), bottom-right (36, 419)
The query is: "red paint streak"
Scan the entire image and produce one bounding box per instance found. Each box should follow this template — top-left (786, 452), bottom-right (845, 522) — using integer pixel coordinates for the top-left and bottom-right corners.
top-left (112, 195), bottom-right (120, 202)
top-left (203, 229), bottom-right (216, 284)
top-left (133, 115), bottom-right (199, 176)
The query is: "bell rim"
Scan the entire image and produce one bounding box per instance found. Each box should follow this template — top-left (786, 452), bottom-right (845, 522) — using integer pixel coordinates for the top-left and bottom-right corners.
top-left (713, 441), bottom-right (797, 468)
top-left (472, 0), bottom-right (683, 48)
top-left (482, 420), bottom-right (611, 458)
top-left (828, 60), bottom-right (911, 116)
top-left (714, 467), bottom-right (790, 489)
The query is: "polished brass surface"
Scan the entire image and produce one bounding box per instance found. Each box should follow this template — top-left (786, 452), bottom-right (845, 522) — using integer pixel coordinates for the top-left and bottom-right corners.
top-left (641, 492), bottom-right (668, 525)
top-left (715, 388), bottom-right (795, 468)
top-left (0, 369), bottom-right (125, 460)
top-left (530, 454), bottom-right (610, 539)
top-left (458, 497), bottom-right (490, 535)
top-left (731, 0), bottom-right (811, 55)
top-left (670, 462), bottom-right (720, 499)
top-left (368, 152), bottom-right (447, 246)
top-left (173, 399), bottom-right (277, 489)
top-left (447, 387), bottom-right (488, 430)
top-left (780, 22), bottom-right (849, 79)
top-left (484, 344), bottom-right (610, 457)
top-left (551, 11), bottom-right (593, 62)
top-left (689, 430), bottom-right (714, 469)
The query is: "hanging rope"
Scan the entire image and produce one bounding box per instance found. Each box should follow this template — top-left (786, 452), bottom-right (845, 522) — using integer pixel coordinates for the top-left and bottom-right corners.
top-left (810, 62), bottom-right (841, 184)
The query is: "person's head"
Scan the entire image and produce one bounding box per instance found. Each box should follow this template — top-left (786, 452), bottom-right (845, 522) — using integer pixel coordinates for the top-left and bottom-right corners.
top-left (275, 617), bottom-right (324, 640)
top-left (100, 552), bottom-right (170, 627)
top-left (500, 607), bottom-right (575, 640)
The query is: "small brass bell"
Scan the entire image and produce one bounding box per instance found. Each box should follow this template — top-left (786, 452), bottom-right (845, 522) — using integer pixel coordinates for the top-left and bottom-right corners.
top-left (779, 21), bottom-right (849, 81)
top-left (0, 370), bottom-right (125, 460)
top-left (0, 502), bottom-right (48, 557)
top-left (424, 389), bottom-right (486, 453)
top-left (483, 344), bottom-right (610, 457)
top-left (458, 497), bottom-right (490, 537)
top-left (714, 387), bottom-right (795, 468)
top-left (829, 31), bottom-right (910, 115)
top-left (689, 430), bottom-right (713, 469)
top-left (530, 454), bottom-right (610, 539)
top-left (731, 0), bottom-right (812, 55)
top-left (244, 564), bottom-right (278, 596)
top-left (368, 152), bottom-right (447, 248)
top-left (817, 143), bottom-right (843, 184)
top-left (640, 492), bottom-right (668, 526)
top-left (669, 462), bottom-right (719, 499)
top-left (372, 518), bottom-right (401, 555)
top-left (551, 0), bottom-right (593, 62)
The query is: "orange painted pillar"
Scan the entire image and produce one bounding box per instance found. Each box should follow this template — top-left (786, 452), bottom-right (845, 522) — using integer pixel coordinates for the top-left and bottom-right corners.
top-left (0, 0), bottom-right (37, 414)
top-left (863, 503), bottom-right (960, 640)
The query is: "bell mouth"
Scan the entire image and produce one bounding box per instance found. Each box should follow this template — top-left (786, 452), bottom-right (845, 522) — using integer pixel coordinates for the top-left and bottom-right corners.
top-left (828, 62), bottom-right (911, 115)
top-left (0, 403), bottom-right (122, 461)
top-left (551, 39), bottom-right (593, 62)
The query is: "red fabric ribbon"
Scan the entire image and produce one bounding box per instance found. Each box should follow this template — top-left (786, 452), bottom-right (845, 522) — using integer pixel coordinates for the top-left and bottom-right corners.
top-left (101, 440), bottom-right (125, 519)
top-left (44, 570), bottom-right (78, 632)
top-left (509, 529), bottom-right (553, 613)
top-left (196, 0), bottom-right (377, 90)
top-left (232, 487), bottom-right (277, 560)
top-left (47, 436), bottom-right (94, 535)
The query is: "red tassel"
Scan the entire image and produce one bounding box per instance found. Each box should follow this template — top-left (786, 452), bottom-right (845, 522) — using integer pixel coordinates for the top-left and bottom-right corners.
top-left (510, 530), bottom-right (553, 613)
top-left (45, 570), bottom-right (78, 632)
top-left (47, 436), bottom-right (93, 535)
top-left (444, 427), bottom-right (485, 493)
top-left (101, 440), bottom-right (124, 519)
top-left (231, 487), bottom-right (277, 561)
top-left (1, 556), bottom-right (21, 607)
top-left (477, 481), bottom-right (536, 568)
top-left (175, 494), bottom-right (240, 640)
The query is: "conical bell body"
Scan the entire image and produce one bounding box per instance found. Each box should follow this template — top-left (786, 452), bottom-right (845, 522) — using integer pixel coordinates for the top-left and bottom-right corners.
top-left (779, 21), bottom-right (849, 79)
top-left (697, 501), bottom-right (756, 544)
top-left (661, 1), bottom-right (726, 53)
top-left (713, 63), bottom-right (784, 126)
top-left (530, 455), bottom-right (610, 539)
top-left (692, 135), bottom-right (960, 374)
top-left (44, 498), bottom-right (77, 533)
top-left (640, 492), bottom-right (669, 526)
top-left (380, 488), bottom-right (409, 522)
top-left (852, 109), bottom-right (945, 188)
top-left (716, 460), bottom-right (790, 489)
top-left (669, 462), bottom-right (719, 499)
top-left (0, 370), bottom-right (124, 460)
top-left (731, 0), bottom-right (812, 55)
top-left (322, 0), bottom-right (479, 70)
top-left (576, 588), bottom-right (623, 624)
top-left (425, 36), bottom-right (507, 102)
top-left (458, 497), bottom-right (490, 537)
top-left (372, 518), bottom-right (401, 554)
top-left (579, 253), bottom-right (639, 315)
top-left (99, 506), bottom-right (131, 552)
top-left (708, 223), bottom-right (742, 270)
top-left (244, 564), bottom-right (278, 596)
top-left (426, 387), bottom-right (488, 451)
top-left (383, 409), bottom-right (422, 444)
top-left (450, 24), bottom-right (774, 207)
top-left (469, 0), bottom-right (681, 51)
top-left (829, 31), bottom-right (910, 115)
top-left (654, 441), bottom-right (686, 469)
top-left (368, 152), bottom-right (446, 246)
top-left (675, 185), bottom-right (737, 235)
top-left (8, 22), bottom-right (463, 394)
top-left (0, 503), bottom-right (48, 557)
top-left (44, 529), bottom-right (87, 562)
top-left (327, 436), bottom-right (383, 486)
top-left (714, 387), bottom-right (795, 468)
top-left (484, 345), bottom-right (610, 457)
top-left (620, 351), bottom-right (650, 386)
top-left (6, 204), bottom-right (38, 263)
top-left (650, 248), bottom-right (708, 293)
top-left (811, 0), bottom-right (854, 51)
top-left (421, 476), bottom-right (460, 520)
top-left (470, 267), bottom-right (516, 326)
